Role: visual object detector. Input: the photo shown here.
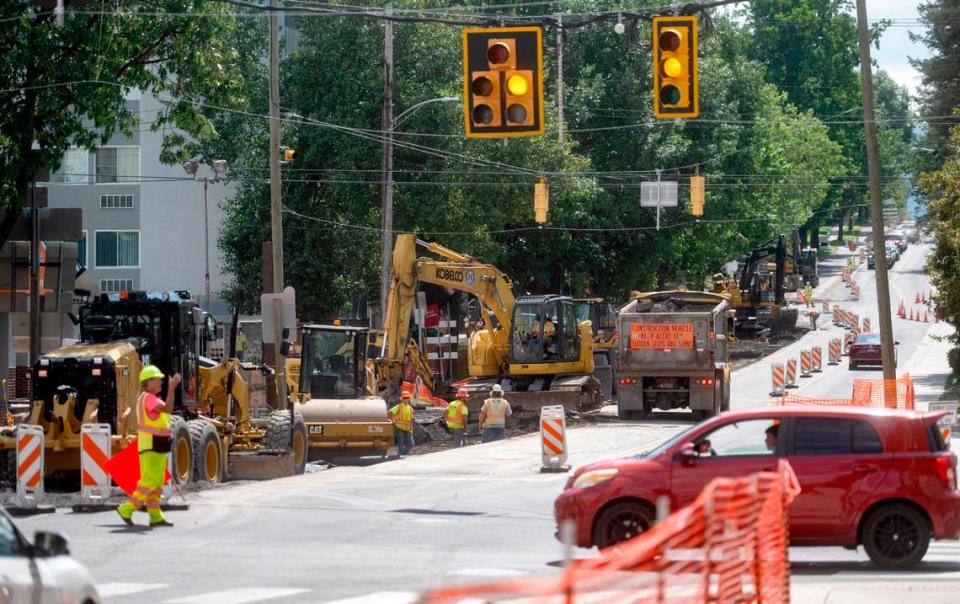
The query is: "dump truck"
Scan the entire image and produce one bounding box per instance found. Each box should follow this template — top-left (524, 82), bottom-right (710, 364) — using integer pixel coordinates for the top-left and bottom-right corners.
top-left (0, 291), bottom-right (307, 486)
top-left (616, 291), bottom-right (731, 421)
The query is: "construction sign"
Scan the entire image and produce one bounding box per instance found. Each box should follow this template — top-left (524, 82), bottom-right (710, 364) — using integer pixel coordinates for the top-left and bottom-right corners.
top-left (629, 323), bottom-right (694, 350)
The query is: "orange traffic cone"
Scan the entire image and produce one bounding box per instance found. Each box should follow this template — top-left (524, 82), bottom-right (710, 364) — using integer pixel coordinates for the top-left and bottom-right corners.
top-left (915, 292), bottom-right (921, 303)
top-left (924, 310), bottom-right (929, 323)
top-left (909, 309), bottom-right (915, 321)
top-left (922, 292), bottom-right (927, 303)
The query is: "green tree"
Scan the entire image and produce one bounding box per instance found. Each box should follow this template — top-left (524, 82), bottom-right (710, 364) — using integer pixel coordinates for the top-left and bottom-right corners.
top-left (0, 1), bottom-right (263, 243)
top-left (911, 0), bottom-right (960, 166)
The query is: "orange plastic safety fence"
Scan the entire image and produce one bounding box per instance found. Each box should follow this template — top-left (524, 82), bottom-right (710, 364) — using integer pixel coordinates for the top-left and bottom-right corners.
top-left (419, 462), bottom-right (800, 604)
top-left (775, 375), bottom-right (914, 410)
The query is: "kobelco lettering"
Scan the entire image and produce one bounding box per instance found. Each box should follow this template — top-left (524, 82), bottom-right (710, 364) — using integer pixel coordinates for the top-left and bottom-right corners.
top-left (435, 268), bottom-right (465, 282)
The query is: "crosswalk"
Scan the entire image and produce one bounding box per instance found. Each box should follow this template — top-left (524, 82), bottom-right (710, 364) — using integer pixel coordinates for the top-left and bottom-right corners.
top-left (96, 583), bottom-right (310, 603)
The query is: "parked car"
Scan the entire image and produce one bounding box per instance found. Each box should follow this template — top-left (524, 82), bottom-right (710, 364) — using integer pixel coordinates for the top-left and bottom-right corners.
top-left (849, 332), bottom-right (897, 369)
top-left (885, 243), bottom-right (899, 265)
top-left (867, 252), bottom-right (876, 269)
top-left (554, 406), bottom-right (959, 569)
top-left (0, 508), bottom-right (99, 603)
top-left (885, 232), bottom-right (907, 253)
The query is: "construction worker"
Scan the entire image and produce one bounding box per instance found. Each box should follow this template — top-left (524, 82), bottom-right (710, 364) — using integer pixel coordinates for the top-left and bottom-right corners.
top-left (803, 283), bottom-right (814, 308)
top-left (445, 389), bottom-right (470, 447)
top-left (479, 384), bottom-right (512, 443)
top-left (117, 365), bottom-right (180, 528)
top-left (235, 326), bottom-right (247, 361)
top-left (389, 391), bottom-right (415, 456)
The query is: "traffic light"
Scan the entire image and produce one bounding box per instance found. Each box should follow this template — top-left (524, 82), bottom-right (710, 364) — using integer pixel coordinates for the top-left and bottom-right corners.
top-left (653, 16), bottom-right (699, 119)
top-left (534, 177), bottom-right (549, 223)
top-left (280, 146), bottom-right (296, 163)
top-left (690, 173), bottom-right (705, 216)
top-left (463, 27), bottom-right (544, 138)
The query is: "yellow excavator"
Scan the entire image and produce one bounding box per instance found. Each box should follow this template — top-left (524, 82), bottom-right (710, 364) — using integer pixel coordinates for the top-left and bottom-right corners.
top-left (379, 234), bottom-right (603, 414)
top-left (574, 298), bottom-right (619, 399)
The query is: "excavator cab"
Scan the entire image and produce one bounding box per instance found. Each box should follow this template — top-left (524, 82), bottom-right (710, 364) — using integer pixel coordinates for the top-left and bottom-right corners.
top-left (511, 295), bottom-right (581, 364)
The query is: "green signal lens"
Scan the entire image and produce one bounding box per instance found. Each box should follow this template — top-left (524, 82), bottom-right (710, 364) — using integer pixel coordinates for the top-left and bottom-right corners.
top-left (472, 104), bottom-right (495, 125)
top-left (660, 85), bottom-right (682, 106)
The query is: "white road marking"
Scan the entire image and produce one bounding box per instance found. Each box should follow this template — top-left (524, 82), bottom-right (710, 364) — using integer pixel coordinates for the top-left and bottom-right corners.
top-left (98, 582), bottom-right (169, 598)
top-left (165, 587), bottom-right (310, 604)
top-left (319, 592), bottom-right (419, 604)
top-left (449, 567), bottom-right (529, 577)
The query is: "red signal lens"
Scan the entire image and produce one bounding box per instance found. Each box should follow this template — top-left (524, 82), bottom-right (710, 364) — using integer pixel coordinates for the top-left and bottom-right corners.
top-left (659, 29), bottom-right (681, 51)
top-left (488, 42), bottom-right (510, 65)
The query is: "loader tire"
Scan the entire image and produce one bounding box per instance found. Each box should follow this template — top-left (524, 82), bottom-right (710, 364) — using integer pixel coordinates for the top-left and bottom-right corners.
top-left (264, 410), bottom-right (308, 475)
top-left (187, 420), bottom-right (223, 484)
top-left (169, 416), bottom-right (194, 485)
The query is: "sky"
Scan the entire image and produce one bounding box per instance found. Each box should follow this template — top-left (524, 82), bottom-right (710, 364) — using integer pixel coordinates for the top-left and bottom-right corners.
top-left (867, 0), bottom-right (931, 96)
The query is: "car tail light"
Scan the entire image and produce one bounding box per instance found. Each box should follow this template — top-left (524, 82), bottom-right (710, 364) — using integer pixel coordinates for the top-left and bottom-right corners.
top-left (618, 377), bottom-right (636, 385)
top-left (37, 369), bottom-right (47, 378)
top-left (933, 455), bottom-right (957, 491)
top-left (91, 368), bottom-right (101, 376)
top-left (695, 378), bottom-right (714, 386)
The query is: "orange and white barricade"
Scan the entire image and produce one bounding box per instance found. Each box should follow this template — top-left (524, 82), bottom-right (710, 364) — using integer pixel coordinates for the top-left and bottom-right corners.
top-left (812, 346), bottom-right (823, 372)
top-left (80, 424), bottom-right (112, 502)
top-left (800, 350), bottom-right (812, 378)
top-left (13, 425), bottom-right (52, 513)
top-left (863, 318), bottom-right (871, 332)
top-left (770, 363), bottom-right (785, 397)
top-left (539, 406), bottom-right (569, 473)
top-left (822, 301), bottom-right (830, 314)
top-left (828, 338), bottom-right (842, 365)
top-left (833, 306), bottom-right (845, 326)
top-left (844, 332), bottom-right (855, 356)
top-left (785, 358), bottom-right (798, 389)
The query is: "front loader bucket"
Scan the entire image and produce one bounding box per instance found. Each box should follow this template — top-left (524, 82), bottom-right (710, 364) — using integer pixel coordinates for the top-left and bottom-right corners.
top-left (226, 451), bottom-right (295, 481)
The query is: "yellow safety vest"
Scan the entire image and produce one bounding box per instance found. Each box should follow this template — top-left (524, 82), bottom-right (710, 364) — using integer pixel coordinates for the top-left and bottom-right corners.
top-left (445, 399), bottom-right (468, 430)
top-left (483, 398), bottom-right (507, 428)
top-left (136, 392), bottom-right (171, 452)
top-left (390, 403), bottom-right (413, 432)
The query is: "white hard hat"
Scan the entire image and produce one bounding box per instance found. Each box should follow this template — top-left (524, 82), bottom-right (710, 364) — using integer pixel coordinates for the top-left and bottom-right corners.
top-left (491, 384), bottom-right (503, 394)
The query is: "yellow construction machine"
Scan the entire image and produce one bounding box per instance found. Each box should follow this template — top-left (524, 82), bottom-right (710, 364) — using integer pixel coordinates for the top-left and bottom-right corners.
top-left (379, 234), bottom-right (603, 414)
top-left (0, 291), bottom-right (307, 486)
top-left (574, 298), bottom-right (620, 399)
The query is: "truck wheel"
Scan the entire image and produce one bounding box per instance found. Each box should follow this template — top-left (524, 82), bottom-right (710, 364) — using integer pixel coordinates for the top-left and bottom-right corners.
top-left (169, 416), bottom-right (194, 484)
top-left (264, 410), bottom-right (308, 475)
top-left (187, 420), bottom-right (223, 484)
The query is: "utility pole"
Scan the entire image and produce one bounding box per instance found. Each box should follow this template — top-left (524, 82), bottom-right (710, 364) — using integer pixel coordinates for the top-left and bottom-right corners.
top-left (556, 14), bottom-right (564, 144)
top-left (29, 182), bottom-right (40, 374)
top-left (856, 0), bottom-right (896, 392)
top-left (268, 0), bottom-right (283, 295)
top-left (379, 3), bottom-right (394, 325)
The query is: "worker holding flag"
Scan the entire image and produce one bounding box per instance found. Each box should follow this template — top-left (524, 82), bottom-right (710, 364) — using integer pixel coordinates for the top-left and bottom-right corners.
top-left (116, 365), bottom-right (180, 528)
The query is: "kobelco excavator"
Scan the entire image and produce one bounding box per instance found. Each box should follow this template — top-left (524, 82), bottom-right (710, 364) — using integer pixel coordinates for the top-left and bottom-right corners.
top-left (377, 234), bottom-right (603, 415)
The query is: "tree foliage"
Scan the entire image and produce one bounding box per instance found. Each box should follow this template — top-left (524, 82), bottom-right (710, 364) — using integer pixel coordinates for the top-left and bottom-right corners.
top-left (922, 125), bottom-right (960, 340)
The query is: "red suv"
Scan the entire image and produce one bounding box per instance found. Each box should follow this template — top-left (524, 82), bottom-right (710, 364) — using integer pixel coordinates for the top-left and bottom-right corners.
top-left (555, 407), bottom-right (959, 569)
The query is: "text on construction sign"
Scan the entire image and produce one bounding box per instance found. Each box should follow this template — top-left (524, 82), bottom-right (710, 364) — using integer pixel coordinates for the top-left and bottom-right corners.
top-left (629, 323), bottom-right (694, 350)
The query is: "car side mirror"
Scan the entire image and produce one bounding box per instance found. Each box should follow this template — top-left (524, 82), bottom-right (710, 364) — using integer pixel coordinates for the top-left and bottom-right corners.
top-left (674, 442), bottom-right (696, 460)
top-left (895, 341), bottom-right (900, 346)
top-left (33, 531), bottom-right (69, 557)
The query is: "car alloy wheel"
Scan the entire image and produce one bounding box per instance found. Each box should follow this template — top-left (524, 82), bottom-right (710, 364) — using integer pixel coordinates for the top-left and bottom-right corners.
top-left (594, 502), bottom-right (654, 549)
top-left (862, 504), bottom-right (930, 569)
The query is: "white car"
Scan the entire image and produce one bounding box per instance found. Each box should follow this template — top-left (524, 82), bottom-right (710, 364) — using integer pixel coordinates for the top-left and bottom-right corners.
top-left (0, 509), bottom-right (99, 604)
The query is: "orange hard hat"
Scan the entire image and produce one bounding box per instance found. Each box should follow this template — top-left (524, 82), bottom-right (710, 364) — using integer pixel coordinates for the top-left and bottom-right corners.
top-left (400, 391), bottom-right (412, 400)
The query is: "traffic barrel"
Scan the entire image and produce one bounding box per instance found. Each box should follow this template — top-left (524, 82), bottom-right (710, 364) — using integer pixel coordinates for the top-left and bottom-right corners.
top-left (800, 350), bottom-right (812, 378)
top-left (785, 358), bottom-right (798, 389)
top-left (822, 301), bottom-right (830, 314)
top-left (916, 292), bottom-right (920, 303)
top-left (540, 405), bottom-right (570, 473)
top-left (770, 363), bottom-right (785, 397)
top-left (909, 309), bottom-right (915, 321)
top-left (812, 346), bottom-right (823, 372)
top-left (828, 338), bottom-right (841, 365)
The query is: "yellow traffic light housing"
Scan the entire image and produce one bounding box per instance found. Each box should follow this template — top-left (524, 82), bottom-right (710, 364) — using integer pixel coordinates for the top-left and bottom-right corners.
top-left (653, 16), bottom-right (699, 119)
top-left (463, 27), bottom-right (544, 138)
top-left (690, 173), bottom-right (705, 216)
top-left (280, 146), bottom-right (296, 163)
top-left (534, 177), bottom-right (549, 224)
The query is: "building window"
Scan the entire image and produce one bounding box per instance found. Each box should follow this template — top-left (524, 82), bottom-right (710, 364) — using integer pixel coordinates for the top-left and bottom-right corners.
top-left (49, 148), bottom-right (89, 184)
top-left (95, 231), bottom-right (139, 268)
top-left (100, 279), bottom-right (134, 293)
top-left (76, 231), bottom-right (87, 266)
top-left (100, 194), bottom-right (134, 209)
top-left (95, 147), bottom-right (139, 183)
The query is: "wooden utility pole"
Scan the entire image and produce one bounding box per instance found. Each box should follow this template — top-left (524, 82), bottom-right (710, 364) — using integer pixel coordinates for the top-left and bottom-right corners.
top-left (379, 4), bottom-right (395, 325)
top-left (556, 14), bottom-right (564, 143)
top-left (268, 0), bottom-right (283, 295)
top-left (856, 0), bottom-right (897, 389)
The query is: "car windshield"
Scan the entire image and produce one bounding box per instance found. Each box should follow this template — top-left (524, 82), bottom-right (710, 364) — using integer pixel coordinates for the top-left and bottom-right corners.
top-left (631, 424), bottom-right (699, 459)
top-left (855, 334), bottom-right (880, 344)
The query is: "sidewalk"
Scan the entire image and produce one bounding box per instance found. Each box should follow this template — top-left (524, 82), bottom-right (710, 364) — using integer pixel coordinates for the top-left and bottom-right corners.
top-left (902, 320), bottom-right (956, 409)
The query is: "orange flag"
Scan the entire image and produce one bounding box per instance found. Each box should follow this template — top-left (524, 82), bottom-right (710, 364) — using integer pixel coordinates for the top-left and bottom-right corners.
top-left (105, 438), bottom-right (170, 496)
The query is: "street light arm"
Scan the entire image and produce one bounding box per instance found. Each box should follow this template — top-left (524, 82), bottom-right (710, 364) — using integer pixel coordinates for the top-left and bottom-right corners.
top-left (393, 96), bottom-right (458, 129)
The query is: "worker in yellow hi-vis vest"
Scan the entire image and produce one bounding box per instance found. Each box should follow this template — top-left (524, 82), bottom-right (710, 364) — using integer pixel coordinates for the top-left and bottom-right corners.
top-left (479, 384), bottom-right (512, 443)
top-left (389, 390), bottom-right (415, 456)
top-left (445, 389), bottom-right (470, 447)
top-left (117, 365), bottom-right (180, 528)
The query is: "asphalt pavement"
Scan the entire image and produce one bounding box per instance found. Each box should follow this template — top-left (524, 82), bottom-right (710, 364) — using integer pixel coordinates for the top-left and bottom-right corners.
top-left (10, 240), bottom-right (959, 604)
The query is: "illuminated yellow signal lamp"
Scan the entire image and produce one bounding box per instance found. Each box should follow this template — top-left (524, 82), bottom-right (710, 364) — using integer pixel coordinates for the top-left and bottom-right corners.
top-left (690, 173), bottom-right (705, 216)
top-left (534, 177), bottom-right (549, 224)
top-left (653, 16), bottom-right (699, 119)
